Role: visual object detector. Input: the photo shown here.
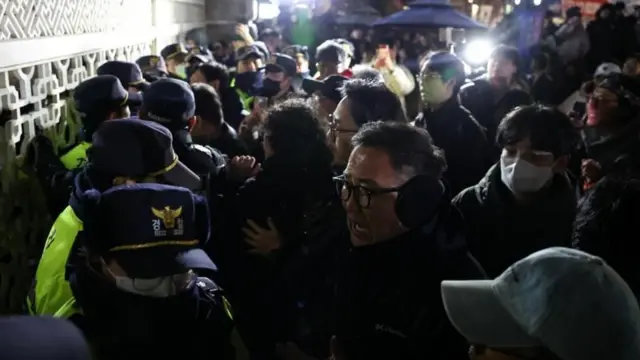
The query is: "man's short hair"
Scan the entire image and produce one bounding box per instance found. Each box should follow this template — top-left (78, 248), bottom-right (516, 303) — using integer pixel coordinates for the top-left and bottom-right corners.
top-left (351, 121), bottom-right (447, 180)
top-left (191, 83), bottom-right (223, 127)
top-left (422, 51), bottom-right (467, 94)
top-left (340, 78), bottom-right (407, 127)
top-left (496, 104), bottom-right (579, 158)
top-left (490, 45), bottom-right (521, 72)
top-left (196, 62), bottom-right (230, 90)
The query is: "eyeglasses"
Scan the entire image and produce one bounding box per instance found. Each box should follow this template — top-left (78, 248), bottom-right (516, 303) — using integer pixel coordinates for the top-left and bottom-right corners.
top-left (328, 114), bottom-right (358, 142)
top-left (333, 175), bottom-right (402, 209)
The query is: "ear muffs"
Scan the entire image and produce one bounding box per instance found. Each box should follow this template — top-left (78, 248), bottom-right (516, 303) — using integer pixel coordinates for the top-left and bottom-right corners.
top-left (394, 175), bottom-right (445, 229)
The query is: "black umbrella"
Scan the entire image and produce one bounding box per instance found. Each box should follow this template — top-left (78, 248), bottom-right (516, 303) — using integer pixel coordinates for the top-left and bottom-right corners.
top-left (335, 4), bottom-right (382, 26)
top-left (373, 0), bottom-right (487, 29)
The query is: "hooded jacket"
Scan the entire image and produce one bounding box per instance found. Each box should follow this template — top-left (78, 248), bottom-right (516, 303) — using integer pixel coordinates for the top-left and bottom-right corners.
top-left (452, 165), bottom-right (577, 277)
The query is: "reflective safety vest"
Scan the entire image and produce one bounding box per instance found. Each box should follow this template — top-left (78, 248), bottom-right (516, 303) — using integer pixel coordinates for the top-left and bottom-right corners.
top-left (27, 206), bottom-right (83, 317)
top-left (58, 142), bottom-right (91, 170)
top-left (230, 78), bottom-right (253, 111)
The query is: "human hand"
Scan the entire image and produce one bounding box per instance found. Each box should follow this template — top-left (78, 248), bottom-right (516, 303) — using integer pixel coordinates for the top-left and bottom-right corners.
top-left (227, 156), bottom-right (259, 181)
top-left (243, 218), bottom-right (281, 255)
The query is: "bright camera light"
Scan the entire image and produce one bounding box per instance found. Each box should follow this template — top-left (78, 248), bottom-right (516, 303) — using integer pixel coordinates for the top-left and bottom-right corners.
top-left (253, 1), bottom-right (281, 20)
top-left (463, 39), bottom-right (494, 66)
top-left (533, 0), bottom-right (542, 6)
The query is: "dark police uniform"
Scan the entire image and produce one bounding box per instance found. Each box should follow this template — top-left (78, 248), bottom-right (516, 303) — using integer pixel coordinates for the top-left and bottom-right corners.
top-left (24, 75), bottom-right (142, 217)
top-left (136, 55), bottom-right (168, 83)
top-left (28, 119), bottom-right (202, 317)
top-left (140, 78), bottom-right (227, 191)
top-left (160, 43), bottom-right (190, 81)
top-left (97, 60), bottom-right (150, 92)
top-left (67, 183), bottom-right (238, 359)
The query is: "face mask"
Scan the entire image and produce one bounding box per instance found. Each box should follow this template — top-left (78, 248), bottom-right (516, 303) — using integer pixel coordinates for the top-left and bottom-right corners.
top-left (500, 155), bottom-right (553, 193)
top-left (110, 270), bottom-right (195, 298)
top-left (174, 64), bottom-right (187, 79)
top-left (261, 78), bottom-right (282, 97)
top-left (235, 71), bottom-right (263, 91)
top-left (420, 75), bottom-right (451, 105)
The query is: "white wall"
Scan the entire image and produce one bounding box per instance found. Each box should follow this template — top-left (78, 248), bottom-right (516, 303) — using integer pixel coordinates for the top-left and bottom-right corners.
top-left (0, 0), bottom-right (206, 166)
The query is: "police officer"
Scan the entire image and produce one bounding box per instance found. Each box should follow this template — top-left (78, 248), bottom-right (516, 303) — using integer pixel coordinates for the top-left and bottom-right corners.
top-left (28, 119), bottom-right (202, 317)
top-left (97, 60), bottom-right (150, 92)
top-left (136, 55), bottom-right (168, 83)
top-left (68, 183), bottom-right (238, 359)
top-left (186, 50), bottom-right (213, 82)
top-left (138, 78), bottom-right (227, 179)
top-left (26, 74), bottom-right (140, 216)
top-left (160, 43), bottom-right (190, 80)
top-left (231, 44), bottom-right (266, 111)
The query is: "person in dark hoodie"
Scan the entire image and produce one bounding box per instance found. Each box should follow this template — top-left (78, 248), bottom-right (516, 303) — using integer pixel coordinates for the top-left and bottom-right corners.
top-left (27, 119), bottom-right (202, 318)
top-left (459, 45), bottom-right (532, 160)
top-left (452, 105), bottom-right (580, 278)
top-left (333, 121), bottom-right (485, 360)
top-left (580, 73), bottom-right (640, 192)
top-left (190, 62), bottom-right (246, 130)
top-left (414, 51), bottom-right (490, 196)
top-left (191, 82), bottom-right (248, 158)
top-left (221, 99), bottom-right (345, 359)
top-left (573, 177), bottom-right (640, 301)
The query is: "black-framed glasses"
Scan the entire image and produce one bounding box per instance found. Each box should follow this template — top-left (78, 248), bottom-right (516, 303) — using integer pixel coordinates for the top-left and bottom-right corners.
top-left (333, 175), bottom-right (402, 209)
top-left (328, 114), bottom-right (358, 141)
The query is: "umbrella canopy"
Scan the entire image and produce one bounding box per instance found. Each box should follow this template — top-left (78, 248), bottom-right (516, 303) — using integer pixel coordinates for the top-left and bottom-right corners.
top-left (336, 5), bottom-right (382, 26)
top-left (373, 0), bottom-right (487, 29)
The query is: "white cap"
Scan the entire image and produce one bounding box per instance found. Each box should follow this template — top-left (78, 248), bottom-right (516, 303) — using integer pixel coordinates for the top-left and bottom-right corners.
top-left (441, 247), bottom-right (640, 360)
top-left (594, 62), bottom-right (621, 77)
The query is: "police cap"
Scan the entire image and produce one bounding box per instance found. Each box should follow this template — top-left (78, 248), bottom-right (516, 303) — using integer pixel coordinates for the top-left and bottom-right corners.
top-left (89, 118), bottom-right (201, 190)
top-left (81, 183), bottom-right (215, 278)
top-left (97, 60), bottom-right (149, 91)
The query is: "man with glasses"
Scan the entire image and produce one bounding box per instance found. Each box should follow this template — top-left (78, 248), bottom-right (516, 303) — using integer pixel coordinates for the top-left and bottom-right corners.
top-left (329, 78), bottom-right (407, 173)
top-left (332, 121), bottom-right (485, 360)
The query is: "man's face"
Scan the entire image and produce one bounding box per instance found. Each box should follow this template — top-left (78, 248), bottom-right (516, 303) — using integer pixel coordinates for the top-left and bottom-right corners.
top-left (237, 57), bottom-right (263, 73)
top-left (587, 87), bottom-right (620, 126)
top-left (503, 137), bottom-right (559, 170)
top-left (487, 55), bottom-right (516, 85)
top-left (342, 145), bottom-right (407, 247)
top-left (317, 61), bottom-right (339, 78)
top-left (419, 70), bottom-right (454, 105)
top-left (331, 97), bottom-right (360, 166)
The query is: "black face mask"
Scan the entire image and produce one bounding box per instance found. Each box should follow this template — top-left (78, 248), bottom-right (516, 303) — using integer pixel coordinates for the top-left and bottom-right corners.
top-left (261, 78), bottom-right (282, 97)
top-left (235, 71), bottom-right (263, 92)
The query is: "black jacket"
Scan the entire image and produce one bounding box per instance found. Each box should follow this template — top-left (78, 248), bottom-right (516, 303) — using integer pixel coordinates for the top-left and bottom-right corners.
top-left (69, 262), bottom-right (235, 360)
top-left (415, 98), bottom-right (491, 196)
top-left (334, 200), bottom-right (485, 360)
top-left (452, 165), bottom-right (576, 277)
top-left (220, 155), bottom-right (346, 359)
top-left (207, 122), bottom-right (249, 159)
top-left (459, 77), bottom-right (532, 161)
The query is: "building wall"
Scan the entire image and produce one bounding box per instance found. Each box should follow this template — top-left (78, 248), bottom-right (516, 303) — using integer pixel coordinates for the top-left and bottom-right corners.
top-left (0, 0), bottom-right (206, 314)
top-left (0, 0), bottom-right (206, 165)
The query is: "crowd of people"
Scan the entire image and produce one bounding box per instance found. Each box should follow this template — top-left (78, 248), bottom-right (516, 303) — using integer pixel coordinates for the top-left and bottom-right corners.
top-left (4, 3), bottom-right (640, 360)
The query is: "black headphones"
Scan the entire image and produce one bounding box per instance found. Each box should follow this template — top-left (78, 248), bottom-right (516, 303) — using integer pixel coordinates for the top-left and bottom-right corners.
top-left (394, 175), bottom-right (445, 229)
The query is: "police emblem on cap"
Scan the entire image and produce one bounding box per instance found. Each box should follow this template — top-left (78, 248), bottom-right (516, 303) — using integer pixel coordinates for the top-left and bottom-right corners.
top-left (151, 206), bottom-right (184, 236)
top-left (149, 56), bottom-right (159, 66)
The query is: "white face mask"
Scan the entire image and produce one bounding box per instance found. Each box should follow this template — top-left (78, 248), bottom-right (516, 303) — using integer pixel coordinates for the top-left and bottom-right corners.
top-left (106, 265), bottom-right (195, 298)
top-left (500, 155), bottom-right (553, 194)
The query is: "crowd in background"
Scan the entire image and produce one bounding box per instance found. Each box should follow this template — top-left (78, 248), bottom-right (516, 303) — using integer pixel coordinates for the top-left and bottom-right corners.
top-left (2, 2), bottom-right (640, 360)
